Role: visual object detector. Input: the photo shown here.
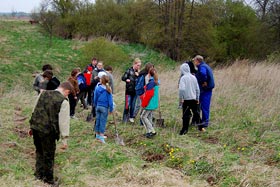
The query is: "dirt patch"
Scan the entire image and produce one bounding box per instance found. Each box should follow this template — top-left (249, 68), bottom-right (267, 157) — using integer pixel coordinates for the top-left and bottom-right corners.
top-left (13, 127), bottom-right (29, 138)
top-left (206, 175), bottom-right (216, 186)
top-left (13, 106), bottom-right (27, 125)
top-left (265, 158), bottom-right (279, 167)
top-left (83, 164), bottom-right (208, 187)
top-left (202, 136), bottom-right (219, 144)
top-left (143, 153), bottom-right (165, 162)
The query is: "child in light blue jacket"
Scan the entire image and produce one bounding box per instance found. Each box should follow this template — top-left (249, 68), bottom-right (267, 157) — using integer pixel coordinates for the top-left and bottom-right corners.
top-left (94, 74), bottom-right (114, 143)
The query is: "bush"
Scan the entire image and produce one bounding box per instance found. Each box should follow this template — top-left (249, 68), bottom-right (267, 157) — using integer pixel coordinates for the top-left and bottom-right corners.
top-left (267, 51), bottom-right (280, 63)
top-left (80, 37), bottom-right (129, 70)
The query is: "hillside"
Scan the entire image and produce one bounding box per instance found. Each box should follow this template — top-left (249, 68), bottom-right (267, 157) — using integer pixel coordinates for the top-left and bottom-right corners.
top-left (0, 19), bottom-right (280, 187)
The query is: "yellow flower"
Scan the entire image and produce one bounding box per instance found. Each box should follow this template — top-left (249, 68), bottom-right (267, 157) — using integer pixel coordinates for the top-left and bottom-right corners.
top-left (241, 148), bottom-right (245, 151)
top-left (223, 144), bottom-right (227, 148)
top-left (238, 147), bottom-right (241, 150)
top-left (171, 148), bottom-right (174, 153)
top-left (188, 159), bottom-right (195, 164)
top-left (176, 148), bottom-right (179, 151)
top-left (144, 144), bottom-right (146, 146)
top-left (171, 156), bottom-right (175, 159)
top-left (166, 144), bottom-right (169, 147)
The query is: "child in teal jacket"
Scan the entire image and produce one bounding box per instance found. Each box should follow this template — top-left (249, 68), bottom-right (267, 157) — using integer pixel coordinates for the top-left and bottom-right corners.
top-left (140, 68), bottom-right (159, 138)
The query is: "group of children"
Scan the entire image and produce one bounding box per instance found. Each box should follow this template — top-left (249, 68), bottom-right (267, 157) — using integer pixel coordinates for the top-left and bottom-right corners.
top-left (33, 58), bottom-right (159, 143)
top-left (30, 56), bottom-right (214, 186)
top-left (33, 55), bottom-right (215, 144)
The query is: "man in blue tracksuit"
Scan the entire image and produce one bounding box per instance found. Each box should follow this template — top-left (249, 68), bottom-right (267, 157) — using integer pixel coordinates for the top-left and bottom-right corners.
top-left (193, 55), bottom-right (215, 131)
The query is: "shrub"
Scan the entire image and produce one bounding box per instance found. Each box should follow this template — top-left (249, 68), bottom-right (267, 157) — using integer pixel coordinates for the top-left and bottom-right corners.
top-left (80, 37), bottom-right (129, 70)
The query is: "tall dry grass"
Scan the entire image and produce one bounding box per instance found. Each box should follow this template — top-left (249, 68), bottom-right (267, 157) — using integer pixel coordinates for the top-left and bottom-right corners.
top-left (1, 61), bottom-right (280, 187)
top-left (113, 61), bottom-right (280, 130)
top-left (212, 61), bottom-right (280, 122)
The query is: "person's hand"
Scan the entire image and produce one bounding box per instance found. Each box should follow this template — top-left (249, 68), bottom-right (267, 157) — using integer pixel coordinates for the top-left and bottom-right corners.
top-left (135, 72), bottom-right (139, 76)
top-left (196, 100), bottom-right (200, 104)
top-left (74, 96), bottom-right (77, 100)
top-left (94, 76), bottom-right (98, 80)
top-left (28, 129), bottom-right (33, 137)
top-left (126, 79), bottom-right (130, 83)
top-left (60, 144), bottom-right (68, 150)
top-left (202, 82), bottom-right (207, 87)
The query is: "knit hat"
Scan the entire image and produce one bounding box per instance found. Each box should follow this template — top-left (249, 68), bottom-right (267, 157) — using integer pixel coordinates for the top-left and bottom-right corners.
top-left (98, 71), bottom-right (107, 78)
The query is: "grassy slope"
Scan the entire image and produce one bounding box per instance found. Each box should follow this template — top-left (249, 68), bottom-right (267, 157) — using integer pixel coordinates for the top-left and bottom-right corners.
top-left (1, 19), bottom-right (280, 187)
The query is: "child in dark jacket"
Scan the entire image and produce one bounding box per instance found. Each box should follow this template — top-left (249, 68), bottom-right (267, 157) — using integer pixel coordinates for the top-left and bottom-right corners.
top-left (94, 74), bottom-right (114, 143)
top-left (140, 68), bottom-right (159, 138)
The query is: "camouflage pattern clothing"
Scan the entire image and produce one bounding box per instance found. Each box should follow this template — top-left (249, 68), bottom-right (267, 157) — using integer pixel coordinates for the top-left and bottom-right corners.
top-left (30, 90), bottom-right (69, 184)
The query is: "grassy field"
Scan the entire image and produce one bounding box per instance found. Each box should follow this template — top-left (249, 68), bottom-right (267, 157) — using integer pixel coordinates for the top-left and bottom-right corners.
top-left (0, 19), bottom-right (280, 187)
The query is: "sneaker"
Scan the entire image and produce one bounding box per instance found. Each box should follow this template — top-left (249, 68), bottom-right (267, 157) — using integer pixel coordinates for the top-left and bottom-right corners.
top-left (179, 130), bottom-right (187, 135)
top-left (70, 115), bottom-right (78, 119)
top-left (96, 135), bottom-right (106, 143)
top-left (150, 132), bottom-right (157, 137)
top-left (146, 132), bottom-right (156, 138)
top-left (145, 133), bottom-right (151, 137)
top-left (129, 118), bottom-right (135, 123)
top-left (201, 128), bottom-right (206, 132)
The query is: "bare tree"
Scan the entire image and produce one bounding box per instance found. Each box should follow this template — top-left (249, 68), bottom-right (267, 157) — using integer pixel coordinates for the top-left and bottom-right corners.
top-left (35, 0), bottom-right (58, 47)
top-left (253, 0), bottom-right (272, 19)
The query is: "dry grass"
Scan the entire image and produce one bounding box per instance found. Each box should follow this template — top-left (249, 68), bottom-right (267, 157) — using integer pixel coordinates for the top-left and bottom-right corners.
top-left (213, 61), bottom-right (280, 121)
top-left (83, 163), bottom-right (208, 187)
top-left (1, 61), bottom-right (280, 186)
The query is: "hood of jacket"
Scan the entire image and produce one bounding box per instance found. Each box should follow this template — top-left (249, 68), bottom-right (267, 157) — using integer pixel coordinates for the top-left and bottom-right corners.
top-left (180, 63), bottom-right (190, 75)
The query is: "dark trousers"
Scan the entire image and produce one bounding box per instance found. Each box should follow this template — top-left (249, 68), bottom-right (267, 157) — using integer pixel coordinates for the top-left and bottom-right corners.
top-left (87, 87), bottom-right (93, 105)
top-left (77, 90), bottom-right (87, 109)
top-left (181, 100), bottom-right (201, 133)
top-left (68, 94), bottom-right (77, 116)
top-left (91, 93), bottom-right (96, 118)
top-left (32, 129), bottom-right (56, 184)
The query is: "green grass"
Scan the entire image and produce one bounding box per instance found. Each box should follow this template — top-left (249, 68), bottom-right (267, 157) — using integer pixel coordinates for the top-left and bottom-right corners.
top-left (1, 19), bottom-right (280, 186)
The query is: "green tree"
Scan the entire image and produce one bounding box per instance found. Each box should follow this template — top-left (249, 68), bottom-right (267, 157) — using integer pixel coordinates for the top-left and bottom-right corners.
top-left (215, 0), bottom-right (258, 59)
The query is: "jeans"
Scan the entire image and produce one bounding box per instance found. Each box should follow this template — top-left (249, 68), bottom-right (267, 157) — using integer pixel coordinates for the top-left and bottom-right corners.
top-left (133, 95), bottom-right (141, 117)
top-left (95, 106), bottom-right (109, 134)
top-left (122, 94), bottom-right (137, 122)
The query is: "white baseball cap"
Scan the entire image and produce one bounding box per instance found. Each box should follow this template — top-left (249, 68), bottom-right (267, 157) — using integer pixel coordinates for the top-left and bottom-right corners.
top-left (98, 71), bottom-right (107, 78)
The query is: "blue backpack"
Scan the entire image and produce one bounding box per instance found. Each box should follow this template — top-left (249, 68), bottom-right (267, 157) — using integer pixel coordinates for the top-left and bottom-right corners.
top-left (135, 75), bottom-right (145, 96)
top-left (77, 74), bottom-right (87, 91)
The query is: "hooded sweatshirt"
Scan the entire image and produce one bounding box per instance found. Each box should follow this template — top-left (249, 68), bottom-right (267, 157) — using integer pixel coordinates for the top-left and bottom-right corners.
top-left (94, 84), bottom-right (114, 113)
top-left (179, 63), bottom-right (200, 101)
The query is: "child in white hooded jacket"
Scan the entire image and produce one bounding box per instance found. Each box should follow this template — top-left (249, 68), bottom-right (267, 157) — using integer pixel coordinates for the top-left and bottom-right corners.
top-left (178, 63), bottom-right (200, 135)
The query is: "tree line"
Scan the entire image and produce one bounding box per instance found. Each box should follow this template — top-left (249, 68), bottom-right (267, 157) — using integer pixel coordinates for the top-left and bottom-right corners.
top-left (32, 0), bottom-right (280, 63)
